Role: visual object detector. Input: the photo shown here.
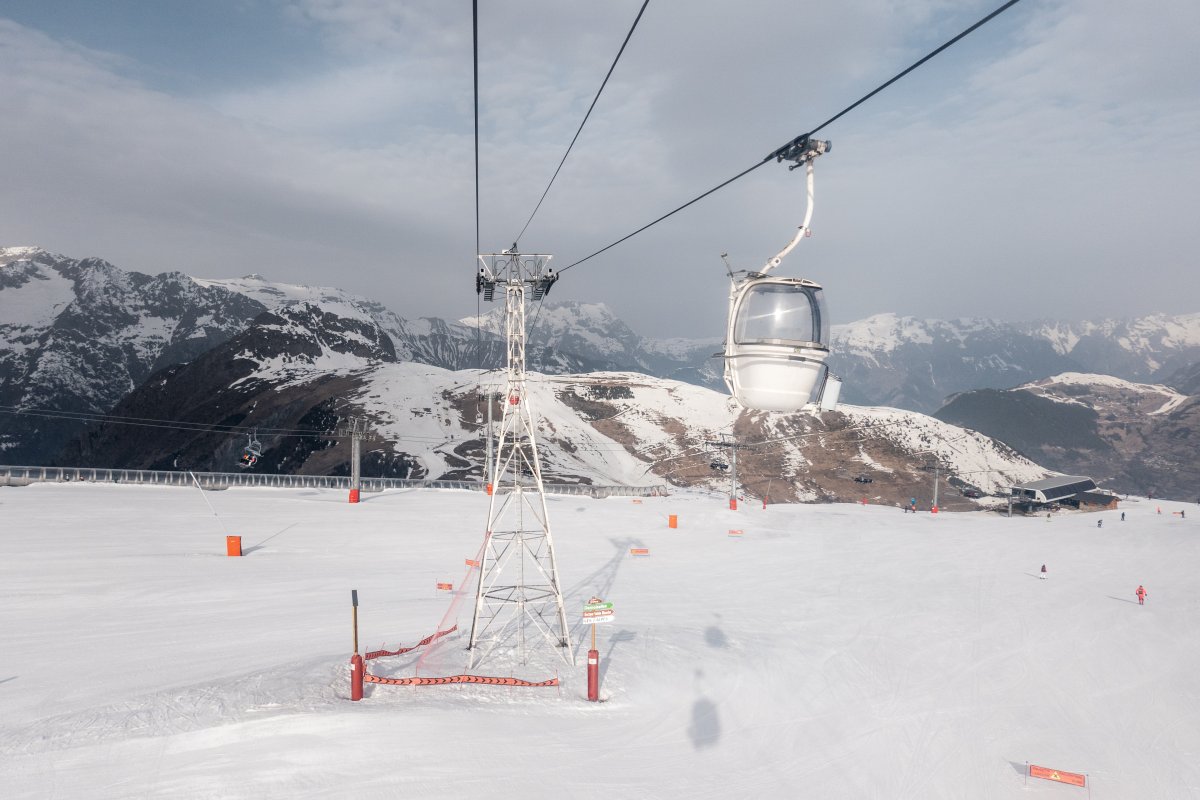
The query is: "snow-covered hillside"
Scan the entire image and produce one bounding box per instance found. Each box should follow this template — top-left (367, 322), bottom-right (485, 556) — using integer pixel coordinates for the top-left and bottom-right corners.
top-left (288, 362), bottom-right (1047, 501)
top-left (1, 483), bottom-right (1197, 798)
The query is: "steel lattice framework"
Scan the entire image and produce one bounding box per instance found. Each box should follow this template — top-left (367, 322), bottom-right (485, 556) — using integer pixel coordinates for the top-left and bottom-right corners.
top-left (468, 251), bottom-right (572, 669)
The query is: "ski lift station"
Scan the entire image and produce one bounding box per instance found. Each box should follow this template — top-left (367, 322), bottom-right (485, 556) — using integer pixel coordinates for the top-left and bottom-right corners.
top-left (1007, 475), bottom-right (1114, 513)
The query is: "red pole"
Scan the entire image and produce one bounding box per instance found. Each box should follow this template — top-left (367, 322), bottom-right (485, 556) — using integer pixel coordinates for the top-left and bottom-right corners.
top-left (587, 620), bottom-right (600, 701)
top-left (350, 654), bottom-right (364, 701)
top-left (587, 649), bottom-right (599, 701)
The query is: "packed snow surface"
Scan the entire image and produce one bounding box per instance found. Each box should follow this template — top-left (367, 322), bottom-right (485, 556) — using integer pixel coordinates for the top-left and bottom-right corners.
top-left (1, 484), bottom-right (1198, 799)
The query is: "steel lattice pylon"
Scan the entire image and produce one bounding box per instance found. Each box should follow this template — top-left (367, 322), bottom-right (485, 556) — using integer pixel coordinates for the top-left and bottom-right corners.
top-left (468, 251), bottom-right (572, 669)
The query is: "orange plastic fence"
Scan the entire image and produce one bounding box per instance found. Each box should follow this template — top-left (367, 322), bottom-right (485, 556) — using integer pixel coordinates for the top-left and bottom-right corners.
top-left (363, 625), bottom-right (458, 661)
top-left (364, 673), bottom-right (559, 687)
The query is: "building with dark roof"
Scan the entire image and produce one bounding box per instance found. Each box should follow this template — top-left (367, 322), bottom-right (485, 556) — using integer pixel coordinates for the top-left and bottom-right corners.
top-left (1007, 475), bottom-right (1114, 514)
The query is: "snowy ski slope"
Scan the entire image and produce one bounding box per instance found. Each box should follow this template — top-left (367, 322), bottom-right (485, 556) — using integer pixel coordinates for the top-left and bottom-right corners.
top-left (1, 483), bottom-right (1197, 798)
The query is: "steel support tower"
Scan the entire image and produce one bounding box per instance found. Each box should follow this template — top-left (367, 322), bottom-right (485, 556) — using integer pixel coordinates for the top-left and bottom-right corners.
top-left (468, 250), bottom-right (572, 669)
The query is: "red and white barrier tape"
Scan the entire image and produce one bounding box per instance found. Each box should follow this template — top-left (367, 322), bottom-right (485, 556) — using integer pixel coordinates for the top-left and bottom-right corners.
top-left (363, 625), bottom-right (458, 661)
top-left (363, 673), bottom-right (559, 687)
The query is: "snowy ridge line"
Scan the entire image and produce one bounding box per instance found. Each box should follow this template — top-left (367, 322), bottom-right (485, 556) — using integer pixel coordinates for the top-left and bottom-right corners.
top-left (363, 674), bottom-right (559, 688)
top-left (363, 625), bottom-right (458, 661)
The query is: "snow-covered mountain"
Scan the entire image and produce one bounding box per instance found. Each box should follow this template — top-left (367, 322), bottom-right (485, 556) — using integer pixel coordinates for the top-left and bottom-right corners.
top-left (461, 299), bottom-right (724, 385)
top-left (5, 247), bottom-right (1198, 491)
top-left (0, 248), bottom-right (267, 463)
top-left (934, 372), bottom-right (1200, 499)
top-left (69, 299), bottom-right (1046, 507)
top-left (0, 248), bottom-right (593, 463)
top-left (828, 313), bottom-right (1200, 412)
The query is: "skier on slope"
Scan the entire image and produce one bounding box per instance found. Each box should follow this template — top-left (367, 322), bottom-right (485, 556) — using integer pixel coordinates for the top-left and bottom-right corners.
top-left (1040, 564), bottom-right (1047, 580)
top-left (1136, 585), bottom-right (1147, 605)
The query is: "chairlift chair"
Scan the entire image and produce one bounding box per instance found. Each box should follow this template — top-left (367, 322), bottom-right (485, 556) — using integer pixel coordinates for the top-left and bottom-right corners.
top-left (721, 137), bottom-right (841, 413)
top-left (238, 430), bottom-right (262, 469)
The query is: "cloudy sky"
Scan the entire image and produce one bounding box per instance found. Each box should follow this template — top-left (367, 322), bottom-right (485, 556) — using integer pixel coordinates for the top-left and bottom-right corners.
top-left (1, 1), bottom-right (1197, 337)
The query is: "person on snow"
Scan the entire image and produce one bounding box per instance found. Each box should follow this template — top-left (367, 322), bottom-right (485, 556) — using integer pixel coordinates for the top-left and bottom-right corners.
top-left (1097, 518), bottom-right (1103, 528)
top-left (1136, 585), bottom-right (1147, 605)
top-left (1040, 564), bottom-right (1047, 580)
top-left (1121, 511), bottom-right (1126, 522)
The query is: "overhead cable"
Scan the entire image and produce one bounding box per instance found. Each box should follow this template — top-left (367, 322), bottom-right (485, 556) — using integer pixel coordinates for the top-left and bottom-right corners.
top-left (513, 0), bottom-right (651, 248)
top-left (559, 0), bottom-right (1023, 273)
top-left (0, 405), bottom-right (424, 441)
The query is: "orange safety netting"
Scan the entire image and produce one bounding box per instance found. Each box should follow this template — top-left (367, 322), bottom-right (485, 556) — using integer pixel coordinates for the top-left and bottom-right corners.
top-left (363, 673), bottom-right (559, 687)
top-left (363, 625), bottom-right (458, 661)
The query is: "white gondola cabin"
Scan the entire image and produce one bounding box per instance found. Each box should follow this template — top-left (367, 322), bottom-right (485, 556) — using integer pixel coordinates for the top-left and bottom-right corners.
top-left (724, 276), bottom-right (830, 412)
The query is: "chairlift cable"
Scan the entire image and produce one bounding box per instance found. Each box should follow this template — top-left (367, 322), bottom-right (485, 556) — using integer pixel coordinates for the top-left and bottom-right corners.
top-left (558, 0), bottom-right (1023, 274)
top-left (513, 0), bottom-right (651, 248)
top-left (0, 405), bottom-right (443, 444)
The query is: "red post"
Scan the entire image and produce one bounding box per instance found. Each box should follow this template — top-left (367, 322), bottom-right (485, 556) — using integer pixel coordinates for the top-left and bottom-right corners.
top-left (350, 653), bottom-right (364, 701)
top-left (348, 489), bottom-right (360, 504)
top-left (762, 496), bottom-right (768, 509)
top-left (587, 649), bottom-right (599, 701)
top-left (226, 535), bottom-right (242, 557)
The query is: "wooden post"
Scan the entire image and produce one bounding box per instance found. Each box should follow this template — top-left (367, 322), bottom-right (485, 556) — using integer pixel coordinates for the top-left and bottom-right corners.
top-left (351, 589), bottom-right (359, 654)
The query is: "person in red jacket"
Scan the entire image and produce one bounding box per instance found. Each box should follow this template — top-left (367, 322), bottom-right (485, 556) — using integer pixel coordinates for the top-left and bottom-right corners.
top-left (1136, 585), bottom-right (1147, 605)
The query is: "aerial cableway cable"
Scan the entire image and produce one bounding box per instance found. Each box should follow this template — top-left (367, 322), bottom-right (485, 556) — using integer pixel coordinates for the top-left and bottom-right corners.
top-left (472, 0), bottom-right (485, 375)
top-left (513, 0), bottom-right (651, 248)
top-left (558, 0), bottom-right (1024, 274)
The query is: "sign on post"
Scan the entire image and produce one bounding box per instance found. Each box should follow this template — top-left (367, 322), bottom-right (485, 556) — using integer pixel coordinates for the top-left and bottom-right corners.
top-left (582, 599), bottom-right (615, 624)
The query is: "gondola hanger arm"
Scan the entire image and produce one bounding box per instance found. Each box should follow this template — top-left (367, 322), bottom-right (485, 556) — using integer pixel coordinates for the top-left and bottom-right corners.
top-left (760, 137), bottom-right (829, 276)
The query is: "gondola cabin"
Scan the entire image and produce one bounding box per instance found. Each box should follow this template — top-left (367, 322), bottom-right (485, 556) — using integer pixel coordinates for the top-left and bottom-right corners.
top-left (724, 276), bottom-right (830, 412)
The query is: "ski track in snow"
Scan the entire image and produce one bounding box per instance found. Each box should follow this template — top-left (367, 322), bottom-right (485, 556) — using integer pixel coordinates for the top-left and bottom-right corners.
top-left (1, 483), bottom-right (1198, 798)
